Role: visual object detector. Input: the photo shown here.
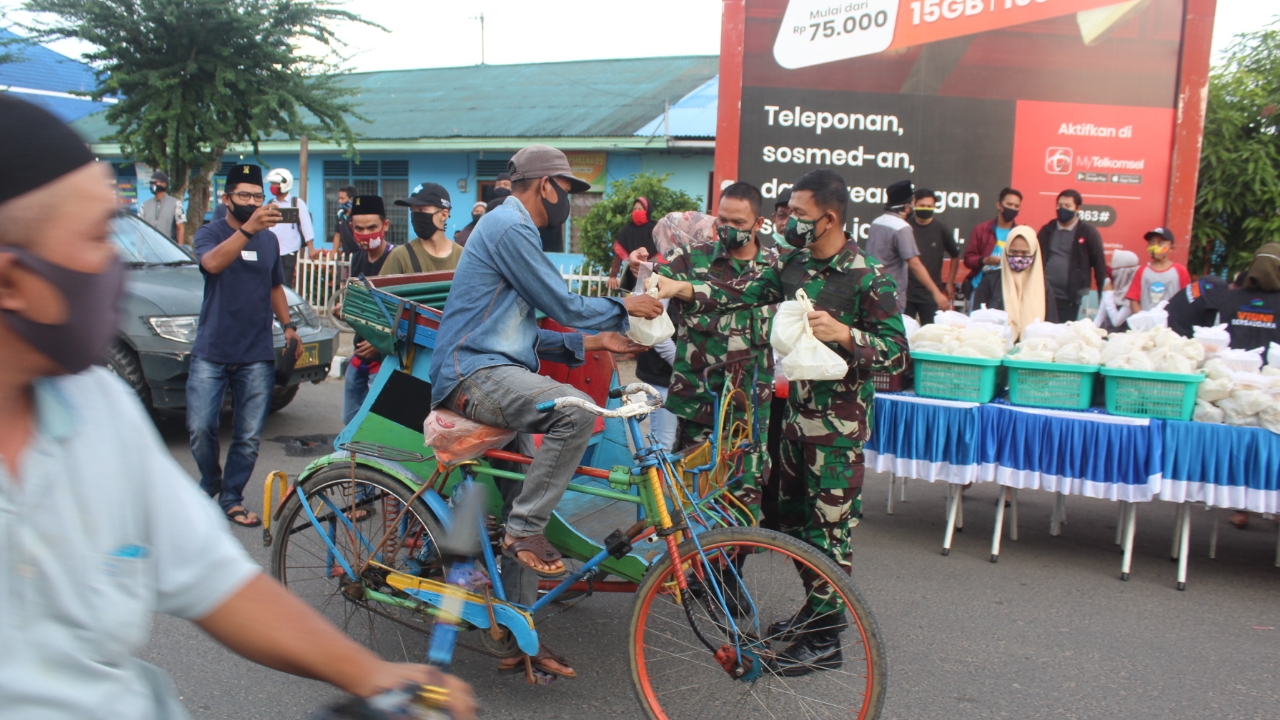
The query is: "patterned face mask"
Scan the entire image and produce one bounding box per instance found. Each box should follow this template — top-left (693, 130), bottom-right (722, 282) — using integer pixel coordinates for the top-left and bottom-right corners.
top-left (717, 224), bottom-right (753, 249)
top-left (1007, 255), bottom-right (1034, 273)
top-left (784, 216), bottom-right (818, 248)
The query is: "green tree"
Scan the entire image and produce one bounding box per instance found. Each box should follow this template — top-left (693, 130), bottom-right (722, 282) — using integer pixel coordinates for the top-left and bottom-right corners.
top-left (1192, 23), bottom-right (1280, 276)
top-left (577, 172), bottom-right (702, 273)
top-left (18, 0), bottom-right (374, 242)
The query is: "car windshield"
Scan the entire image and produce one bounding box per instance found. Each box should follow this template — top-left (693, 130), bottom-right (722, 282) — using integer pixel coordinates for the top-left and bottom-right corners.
top-left (111, 214), bottom-right (196, 265)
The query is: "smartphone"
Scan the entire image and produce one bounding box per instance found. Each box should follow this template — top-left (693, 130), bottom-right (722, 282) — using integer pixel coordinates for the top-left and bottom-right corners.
top-left (276, 206), bottom-right (300, 224)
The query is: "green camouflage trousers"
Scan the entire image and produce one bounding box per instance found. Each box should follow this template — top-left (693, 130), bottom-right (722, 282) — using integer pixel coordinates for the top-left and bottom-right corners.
top-left (679, 418), bottom-right (768, 524)
top-left (777, 440), bottom-right (865, 615)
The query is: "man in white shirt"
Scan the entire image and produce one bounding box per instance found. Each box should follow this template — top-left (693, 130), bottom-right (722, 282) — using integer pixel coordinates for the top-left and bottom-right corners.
top-left (265, 167), bottom-right (315, 287)
top-left (0, 94), bottom-right (474, 720)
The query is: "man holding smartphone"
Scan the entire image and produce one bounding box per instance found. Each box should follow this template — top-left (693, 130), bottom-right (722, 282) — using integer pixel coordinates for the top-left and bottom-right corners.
top-left (187, 164), bottom-right (303, 528)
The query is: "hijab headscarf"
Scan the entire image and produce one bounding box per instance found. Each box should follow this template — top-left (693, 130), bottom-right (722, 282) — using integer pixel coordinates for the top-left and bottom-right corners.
top-left (1108, 250), bottom-right (1140, 300)
top-left (1243, 243), bottom-right (1280, 292)
top-left (1000, 225), bottom-right (1048, 340)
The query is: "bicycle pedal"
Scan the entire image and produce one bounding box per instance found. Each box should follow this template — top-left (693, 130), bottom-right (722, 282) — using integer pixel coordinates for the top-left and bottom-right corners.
top-left (604, 529), bottom-right (633, 559)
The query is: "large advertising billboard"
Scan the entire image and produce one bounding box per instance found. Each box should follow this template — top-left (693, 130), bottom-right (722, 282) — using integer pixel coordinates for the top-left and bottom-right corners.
top-left (723, 0), bottom-right (1202, 262)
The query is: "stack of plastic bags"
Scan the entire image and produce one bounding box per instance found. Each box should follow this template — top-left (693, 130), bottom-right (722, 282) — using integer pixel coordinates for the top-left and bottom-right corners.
top-left (1012, 320), bottom-right (1108, 365)
top-left (1193, 351), bottom-right (1280, 433)
top-left (1098, 325), bottom-right (1205, 374)
top-left (907, 308), bottom-right (1009, 360)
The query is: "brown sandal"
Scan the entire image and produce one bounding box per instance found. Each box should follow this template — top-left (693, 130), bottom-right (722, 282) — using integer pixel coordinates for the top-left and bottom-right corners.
top-left (501, 534), bottom-right (567, 577)
top-left (497, 644), bottom-right (577, 679)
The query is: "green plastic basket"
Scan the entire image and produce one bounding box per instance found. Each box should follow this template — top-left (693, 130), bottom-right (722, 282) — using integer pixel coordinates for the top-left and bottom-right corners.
top-left (1003, 356), bottom-right (1100, 411)
top-left (1100, 367), bottom-right (1205, 421)
top-left (911, 351), bottom-right (1003, 403)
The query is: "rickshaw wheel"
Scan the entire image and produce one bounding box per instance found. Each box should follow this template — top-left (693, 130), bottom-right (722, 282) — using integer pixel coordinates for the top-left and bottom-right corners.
top-left (271, 464), bottom-right (445, 662)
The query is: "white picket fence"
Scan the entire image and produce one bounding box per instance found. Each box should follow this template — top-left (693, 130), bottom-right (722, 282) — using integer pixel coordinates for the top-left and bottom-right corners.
top-left (294, 254), bottom-right (616, 316)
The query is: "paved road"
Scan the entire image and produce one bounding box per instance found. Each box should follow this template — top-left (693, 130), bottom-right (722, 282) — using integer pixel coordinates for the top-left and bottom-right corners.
top-left (145, 371), bottom-right (1280, 719)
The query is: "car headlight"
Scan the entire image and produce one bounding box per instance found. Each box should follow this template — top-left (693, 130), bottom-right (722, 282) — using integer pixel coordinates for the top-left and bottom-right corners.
top-left (147, 315), bottom-right (200, 343)
top-left (274, 304), bottom-right (320, 332)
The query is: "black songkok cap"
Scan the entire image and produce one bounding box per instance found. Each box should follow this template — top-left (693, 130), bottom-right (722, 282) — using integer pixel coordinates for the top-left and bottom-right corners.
top-left (225, 164), bottom-right (264, 190)
top-left (0, 95), bottom-right (95, 206)
top-left (886, 180), bottom-right (914, 208)
top-left (351, 195), bottom-right (386, 217)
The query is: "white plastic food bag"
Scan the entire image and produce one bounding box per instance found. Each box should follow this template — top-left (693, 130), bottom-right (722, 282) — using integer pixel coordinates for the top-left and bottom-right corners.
top-left (1193, 324), bottom-right (1232, 357)
top-left (1126, 301), bottom-right (1170, 332)
top-left (772, 288), bottom-right (818, 356)
top-left (933, 310), bottom-right (972, 328)
top-left (781, 298), bottom-right (849, 381)
top-left (625, 277), bottom-right (675, 346)
top-left (1269, 342), bottom-right (1280, 369)
top-left (1197, 376), bottom-right (1233, 403)
top-left (1259, 403), bottom-right (1280, 435)
top-left (969, 305), bottom-right (1009, 327)
top-left (1218, 347), bottom-right (1265, 374)
top-left (1193, 399), bottom-right (1225, 424)
top-left (902, 313), bottom-right (921, 341)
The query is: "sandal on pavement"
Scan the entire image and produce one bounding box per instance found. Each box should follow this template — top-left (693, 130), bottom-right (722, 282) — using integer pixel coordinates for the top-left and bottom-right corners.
top-left (497, 645), bottom-right (577, 679)
top-left (501, 534), bottom-right (567, 577)
top-left (226, 508), bottom-right (262, 527)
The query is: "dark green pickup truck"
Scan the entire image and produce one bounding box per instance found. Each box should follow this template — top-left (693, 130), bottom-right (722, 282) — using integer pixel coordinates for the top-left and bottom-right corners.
top-left (106, 212), bottom-right (338, 414)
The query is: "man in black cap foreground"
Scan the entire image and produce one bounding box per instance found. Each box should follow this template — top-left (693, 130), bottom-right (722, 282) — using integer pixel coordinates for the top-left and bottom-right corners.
top-left (139, 169), bottom-right (187, 244)
top-left (380, 182), bottom-right (464, 275)
top-left (187, 162), bottom-right (302, 528)
top-left (430, 144), bottom-right (662, 678)
top-left (340, 195), bottom-right (393, 425)
top-left (864, 179), bottom-right (950, 314)
top-left (0, 94), bottom-right (475, 720)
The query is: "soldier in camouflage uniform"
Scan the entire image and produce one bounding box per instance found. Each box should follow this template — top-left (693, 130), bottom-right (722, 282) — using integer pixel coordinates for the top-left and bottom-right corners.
top-left (625, 183), bottom-right (780, 522)
top-left (656, 169), bottom-right (907, 675)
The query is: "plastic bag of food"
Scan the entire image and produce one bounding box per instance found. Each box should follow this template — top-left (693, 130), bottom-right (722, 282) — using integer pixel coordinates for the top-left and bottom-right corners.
top-left (1215, 398), bottom-right (1259, 427)
top-left (771, 289), bottom-right (814, 356)
top-left (1157, 353), bottom-right (1195, 375)
top-left (1259, 403), bottom-right (1280, 435)
top-left (902, 313), bottom-right (921, 340)
top-left (781, 308), bottom-right (849, 381)
top-left (934, 310), bottom-right (972, 327)
top-left (1193, 324), bottom-right (1232, 357)
top-left (1022, 320), bottom-right (1070, 343)
top-left (1204, 358), bottom-right (1231, 381)
top-left (969, 305), bottom-right (1009, 326)
top-left (1054, 342), bottom-right (1084, 365)
top-left (1126, 301), bottom-right (1170, 332)
top-left (911, 323), bottom-right (959, 346)
top-left (1106, 352), bottom-right (1155, 371)
top-left (1101, 333), bottom-right (1146, 366)
top-left (1017, 336), bottom-right (1060, 354)
top-left (1218, 347), bottom-right (1265, 374)
top-left (1016, 350), bottom-right (1057, 362)
top-left (1264, 366), bottom-right (1280, 378)
top-left (1269, 342), bottom-right (1280, 369)
top-left (625, 278), bottom-right (675, 346)
top-left (424, 409), bottom-right (518, 465)
top-left (1231, 387), bottom-right (1273, 416)
top-left (1193, 399), bottom-right (1225, 424)
top-left (1197, 376), bottom-right (1233, 403)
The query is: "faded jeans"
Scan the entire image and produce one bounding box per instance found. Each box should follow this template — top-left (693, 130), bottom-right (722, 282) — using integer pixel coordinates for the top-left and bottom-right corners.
top-left (442, 364), bottom-right (595, 606)
top-left (343, 361), bottom-right (374, 426)
top-left (186, 357), bottom-right (274, 513)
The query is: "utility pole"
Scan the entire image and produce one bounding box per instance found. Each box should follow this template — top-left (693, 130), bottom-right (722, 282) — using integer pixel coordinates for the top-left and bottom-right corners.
top-left (471, 13), bottom-right (485, 65)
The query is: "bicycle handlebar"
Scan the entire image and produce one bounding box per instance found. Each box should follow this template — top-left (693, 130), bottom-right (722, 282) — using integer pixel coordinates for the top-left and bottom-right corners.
top-left (535, 382), bottom-right (663, 419)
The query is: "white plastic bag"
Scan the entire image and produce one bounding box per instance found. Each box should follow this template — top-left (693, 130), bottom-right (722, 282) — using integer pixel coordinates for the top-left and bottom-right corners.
top-left (933, 310), bottom-right (972, 327)
top-left (1193, 400), bottom-right (1225, 424)
top-left (424, 409), bottom-right (518, 465)
top-left (1197, 376), bottom-right (1233, 403)
top-left (902, 313), bottom-right (921, 340)
top-left (1022, 320), bottom-right (1070, 343)
top-left (771, 292), bottom-right (812, 357)
top-left (625, 277), bottom-right (675, 346)
top-left (1269, 342), bottom-right (1280, 369)
top-left (1218, 347), bottom-right (1265, 374)
top-left (780, 297), bottom-right (849, 381)
top-left (969, 305), bottom-right (1009, 327)
top-left (1259, 403), bottom-right (1280, 435)
top-left (1126, 301), bottom-right (1170, 332)
top-left (1193, 324), bottom-right (1232, 357)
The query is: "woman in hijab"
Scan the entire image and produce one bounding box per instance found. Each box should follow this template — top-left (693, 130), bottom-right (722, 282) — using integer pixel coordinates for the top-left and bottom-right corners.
top-left (970, 224), bottom-right (1058, 340)
top-left (1095, 249), bottom-right (1140, 331)
top-left (608, 197), bottom-right (656, 289)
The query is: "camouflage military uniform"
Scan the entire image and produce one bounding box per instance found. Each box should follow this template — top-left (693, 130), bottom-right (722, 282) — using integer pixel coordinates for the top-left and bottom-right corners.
top-left (683, 236), bottom-right (908, 613)
top-left (656, 238), bottom-right (781, 520)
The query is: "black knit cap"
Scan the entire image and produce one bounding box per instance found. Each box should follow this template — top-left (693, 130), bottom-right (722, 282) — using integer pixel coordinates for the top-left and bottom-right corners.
top-left (225, 164), bottom-right (264, 191)
top-left (0, 95), bottom-right (95, 206)
top-left (886, 180), bottom-right (914, 208)
top-left (351, 195), bottom-right (386, 218)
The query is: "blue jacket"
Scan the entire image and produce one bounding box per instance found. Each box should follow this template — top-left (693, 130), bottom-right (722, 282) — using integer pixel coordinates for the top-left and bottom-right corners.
top-left (430, 197), bottom-right (630, 406)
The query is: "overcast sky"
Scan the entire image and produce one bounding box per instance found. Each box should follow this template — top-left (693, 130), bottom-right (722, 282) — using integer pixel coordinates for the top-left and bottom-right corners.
top-left (2, 0), bottom-right (1263, 72)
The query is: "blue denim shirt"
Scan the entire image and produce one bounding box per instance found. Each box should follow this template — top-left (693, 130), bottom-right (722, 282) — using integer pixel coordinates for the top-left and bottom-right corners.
top-left (430, 196), bottom-right (630, 406)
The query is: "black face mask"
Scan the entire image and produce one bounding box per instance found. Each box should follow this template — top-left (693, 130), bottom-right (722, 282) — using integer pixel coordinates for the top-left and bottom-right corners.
top-left (493, 186), bottom-right (512, 199)
top-left (1000, 206), bottom-right (1019, 223)
top-left (150, 183), bottom-right (165, 195)
top-left (1057, 207), bottom-right (1077, 225)
top-left (913, 208), bottom-right (934, 221)
top-left (472, 212), bottom-right (484, 222)
top-left (541, 180), bottom-right (570, 229)
top-left (412, 211), bottom-right (443, 239)
top-left (229, 200), bottom-right (257, 224)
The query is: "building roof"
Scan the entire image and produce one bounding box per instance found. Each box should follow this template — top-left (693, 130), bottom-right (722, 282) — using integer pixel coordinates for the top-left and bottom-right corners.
top-left (0, 28), bottom-right (114, 121)
top-left (74, 55), bottom-right (719, 151)
top-left (634, 76), bottom-right (718, 139)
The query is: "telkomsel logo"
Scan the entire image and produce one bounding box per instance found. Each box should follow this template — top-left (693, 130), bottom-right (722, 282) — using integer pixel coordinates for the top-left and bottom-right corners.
top-left (1045, 147), bottom-right (1073, 175)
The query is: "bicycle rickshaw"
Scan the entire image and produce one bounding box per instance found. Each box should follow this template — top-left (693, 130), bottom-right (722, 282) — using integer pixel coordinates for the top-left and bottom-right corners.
top-left (266, 271), bottom-right (886, 719)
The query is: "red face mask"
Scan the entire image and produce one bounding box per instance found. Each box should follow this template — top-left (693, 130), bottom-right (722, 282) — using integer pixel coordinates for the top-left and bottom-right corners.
top-left (632, 208), bottom-right (648, 225)
top-left (353, 230), bottom-right (384, 250)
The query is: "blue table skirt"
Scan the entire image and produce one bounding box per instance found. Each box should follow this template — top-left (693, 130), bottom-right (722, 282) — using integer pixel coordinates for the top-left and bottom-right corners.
top-left (866, 394), bottom-right (1164, 502)
top-left (1159, 420), bottom-right (1280, 512)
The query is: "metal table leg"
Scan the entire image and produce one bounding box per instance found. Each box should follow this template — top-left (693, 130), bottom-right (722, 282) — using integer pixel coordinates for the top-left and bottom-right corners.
top-left (956, 485), bottom-right (965, 533)
top-left (990, 487), bottom-right (1008, 563)
top-left (1116, 502), bottom-right (1126, 545)
top-left (1177, 502), bottom-right (1192, 591)
top-left (1050, 492), bottom-right (1067, 536)
top-left (942, 484), bottom-right (960, 556)
top-left (1010, 489), bottom-right (1019, 541)
top-left (901, 478), bottom-right (908, 503)
top-left (1170, 502), bottom-right (1185, 562)
top-left (1120, 501), bottom-right (1138, 581)
top-left (887, 474), bottom-right (896, 515)
top-left (1208, 507), bottom-right (1219, 560)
